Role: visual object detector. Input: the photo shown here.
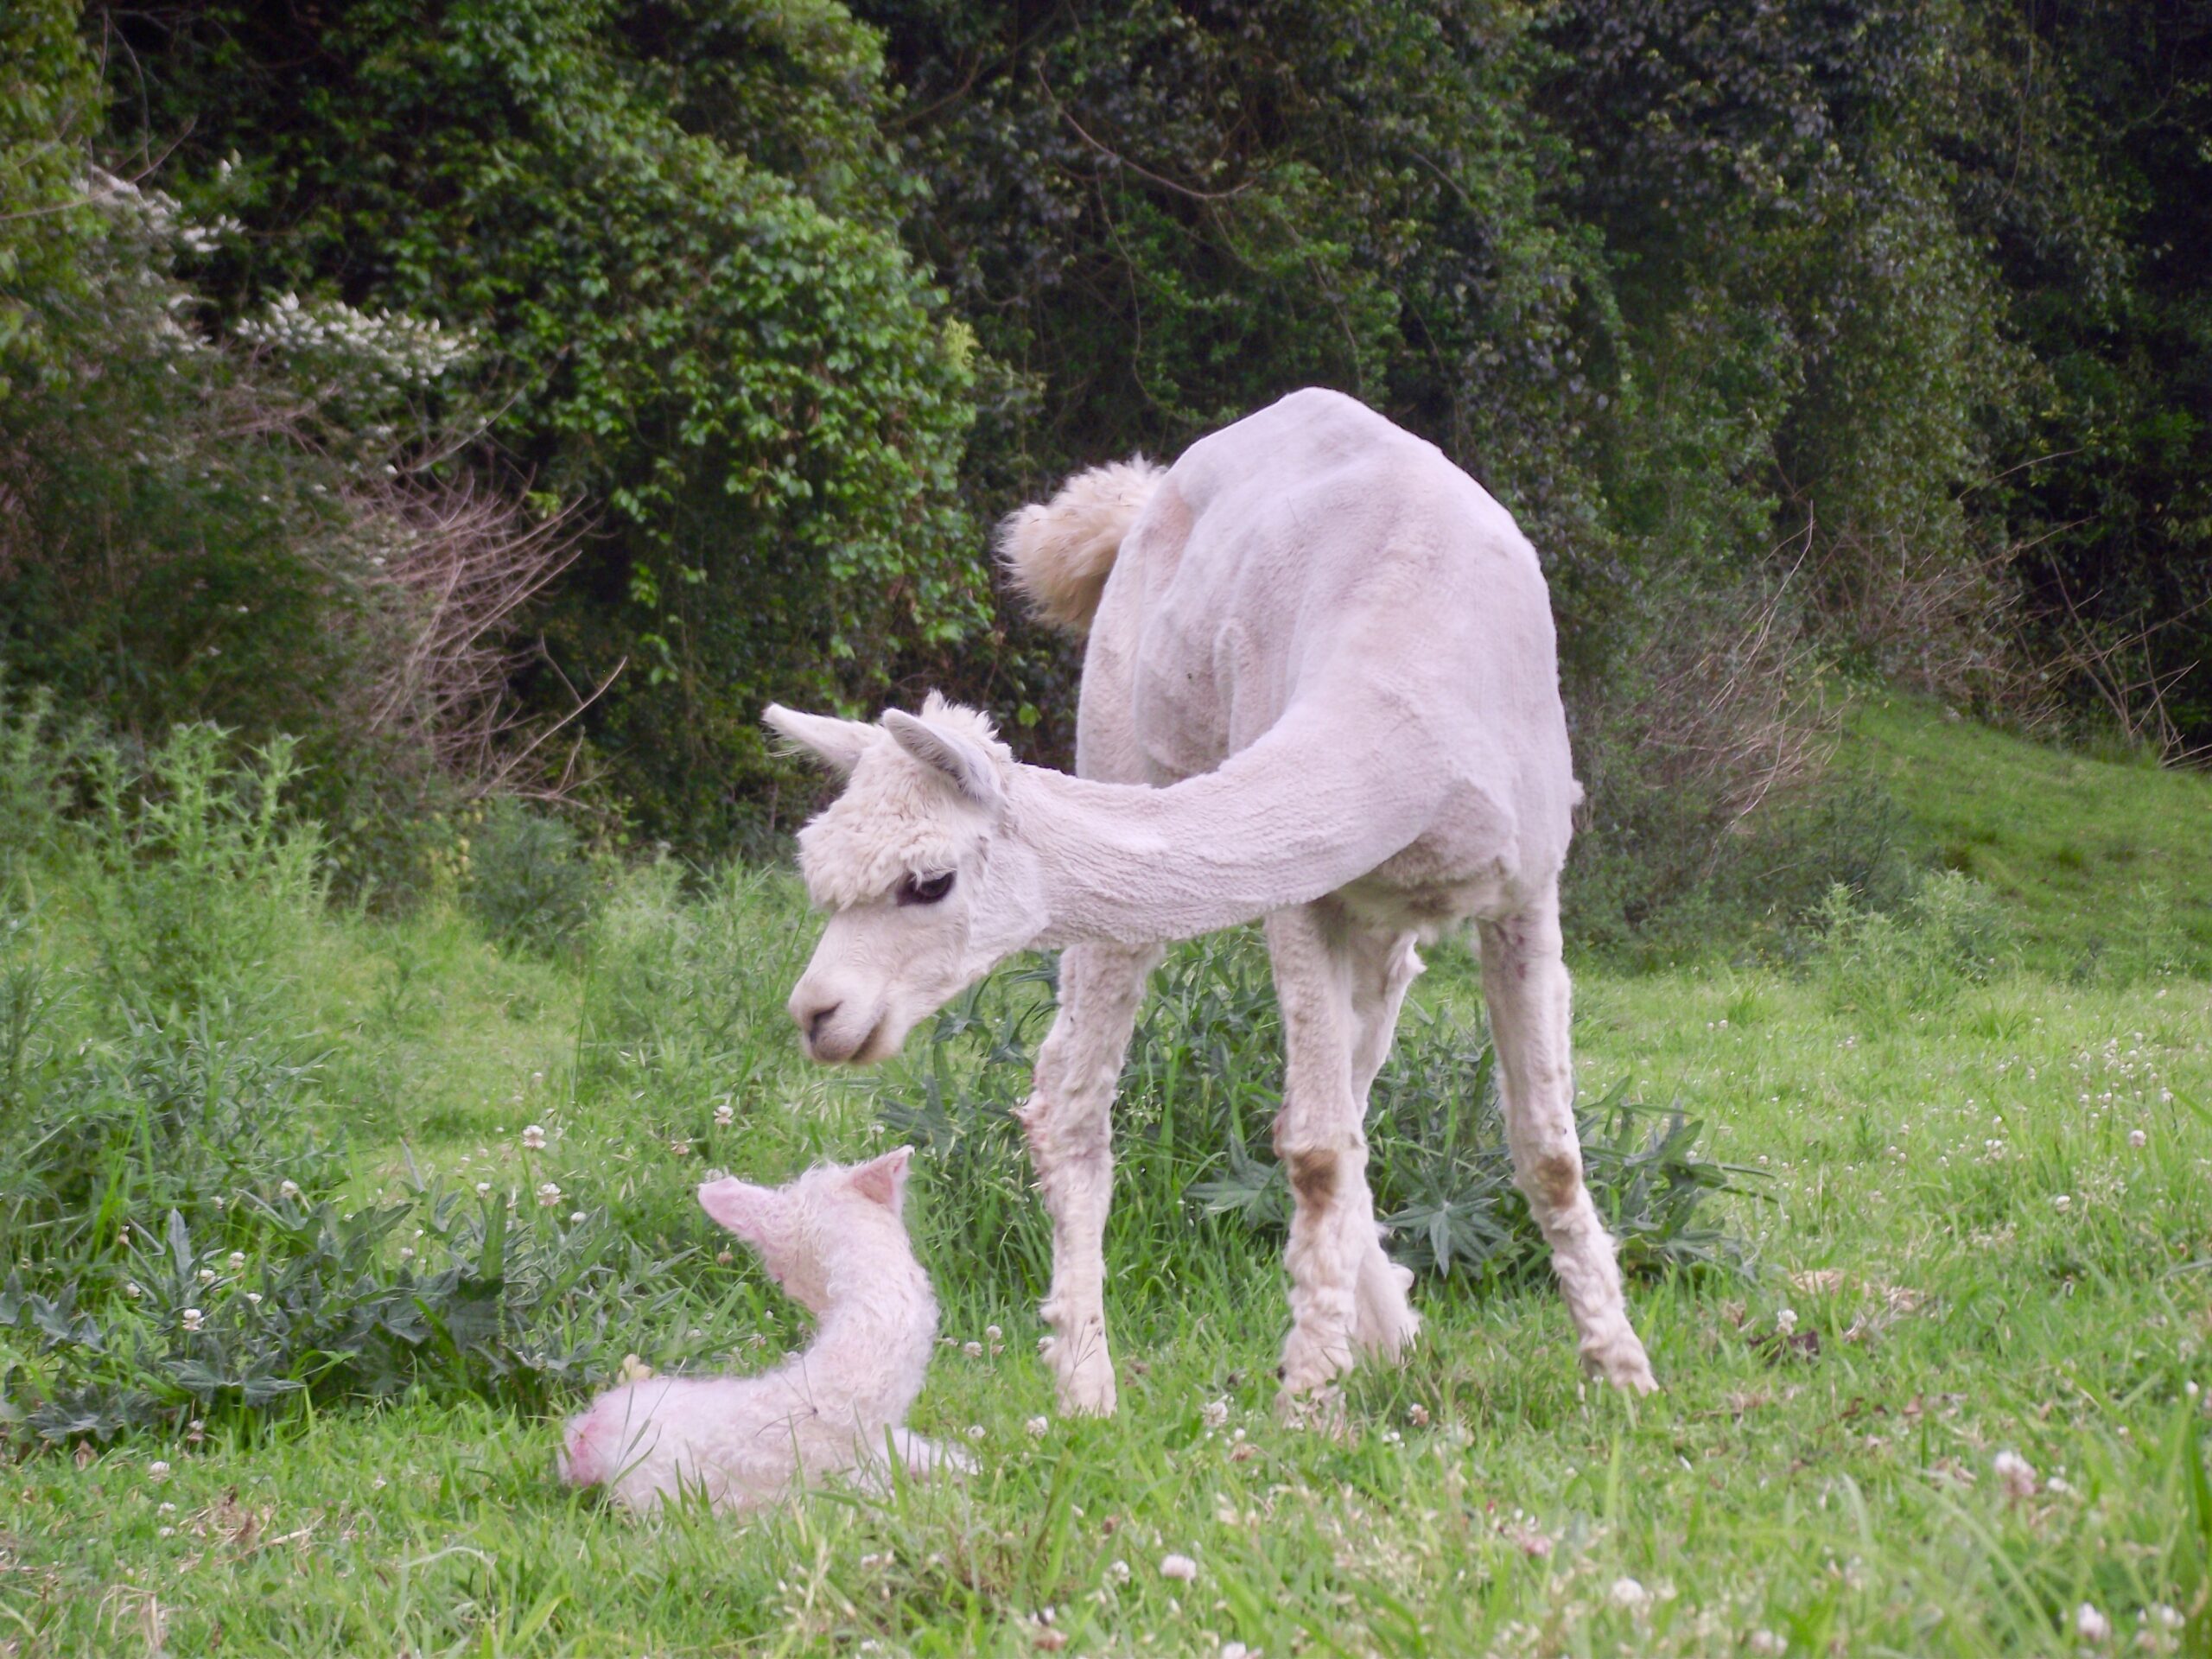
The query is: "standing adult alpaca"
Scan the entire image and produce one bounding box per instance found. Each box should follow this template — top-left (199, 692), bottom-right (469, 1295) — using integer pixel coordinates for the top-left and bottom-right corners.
top-left (766, 389), bottom-right (1656, 1417)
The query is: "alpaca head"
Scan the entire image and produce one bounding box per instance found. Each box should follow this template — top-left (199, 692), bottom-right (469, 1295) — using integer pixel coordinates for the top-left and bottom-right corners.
top-left (765, 694), bottom-right (1045, 1064)
top-left (696, 1147), bottom-right (916, 1315)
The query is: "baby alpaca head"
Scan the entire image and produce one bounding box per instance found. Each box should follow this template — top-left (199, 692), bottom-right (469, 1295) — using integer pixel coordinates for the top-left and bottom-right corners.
top-left (696, 1147), bottom-right (917, 1314)
top-left (765, 694), bottom-right (1046, 1065)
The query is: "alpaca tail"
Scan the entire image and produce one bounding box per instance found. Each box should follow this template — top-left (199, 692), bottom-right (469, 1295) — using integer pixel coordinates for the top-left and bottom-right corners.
top-left (998, 458), bottom-right (1164, 635)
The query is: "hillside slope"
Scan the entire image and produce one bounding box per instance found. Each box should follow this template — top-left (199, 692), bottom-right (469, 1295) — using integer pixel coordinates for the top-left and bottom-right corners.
top-left (1842, 697), bottom-right (2212, 976)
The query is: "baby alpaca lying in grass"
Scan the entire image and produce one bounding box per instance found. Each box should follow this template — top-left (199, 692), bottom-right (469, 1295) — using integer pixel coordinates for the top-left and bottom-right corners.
top-left (557, 1147), bottom-right (963, 1515)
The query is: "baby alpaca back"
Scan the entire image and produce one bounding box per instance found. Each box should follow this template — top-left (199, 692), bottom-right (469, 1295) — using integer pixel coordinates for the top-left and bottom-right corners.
top-left (559, 1147), bottom-right (944, 1516)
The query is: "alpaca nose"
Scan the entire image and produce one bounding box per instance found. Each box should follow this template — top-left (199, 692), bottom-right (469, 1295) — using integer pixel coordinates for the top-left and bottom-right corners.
top-left (805, 1002), bottom-right (842, 1046)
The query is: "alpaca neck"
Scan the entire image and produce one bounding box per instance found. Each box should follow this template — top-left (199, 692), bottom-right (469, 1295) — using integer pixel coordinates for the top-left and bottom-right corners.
top-left (1007, 720), bottom-right (1442, 948)
top-left (785, 1253), bottom-right (936, 1426)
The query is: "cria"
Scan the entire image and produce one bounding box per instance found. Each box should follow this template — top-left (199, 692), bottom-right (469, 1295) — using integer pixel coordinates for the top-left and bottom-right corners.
top-left (557, 1147), bottom-right (964, 1514)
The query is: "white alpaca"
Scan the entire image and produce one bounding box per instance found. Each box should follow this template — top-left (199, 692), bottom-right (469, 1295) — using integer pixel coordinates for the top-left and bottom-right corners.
top-left (765, 388), bottom-right (1656, 1418)
top-left (557, 1147), bottom-right (964, 1514)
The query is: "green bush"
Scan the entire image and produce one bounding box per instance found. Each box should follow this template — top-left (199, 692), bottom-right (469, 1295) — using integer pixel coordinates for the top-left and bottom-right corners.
top-left (1814, 869), bottom-right (2012, 1019)
top-left (79, 725), bottom-right (325, 1015)
top-left (463, 800), bottom-right (598, 957)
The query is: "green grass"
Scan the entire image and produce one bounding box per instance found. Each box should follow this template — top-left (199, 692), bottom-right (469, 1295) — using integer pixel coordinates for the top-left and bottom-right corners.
top-left (4, 703), bottom-right (2211, 1656)
top-left (1843, 696), bottom-right (2212, 977)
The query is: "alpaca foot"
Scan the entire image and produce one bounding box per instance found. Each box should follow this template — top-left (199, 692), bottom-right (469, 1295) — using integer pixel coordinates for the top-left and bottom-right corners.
top-left (1579, 1326), bottom-right (1659, 1395)
top-left (1040, 1327), bottom-right (1119, 1415)
top-left (1352, 1256), bottom-right (1420, 1362)
top-left (1277, 1320), bottom-right (1356, 1403)
top-left (1273, 1382), bottom-right (1349, 1437)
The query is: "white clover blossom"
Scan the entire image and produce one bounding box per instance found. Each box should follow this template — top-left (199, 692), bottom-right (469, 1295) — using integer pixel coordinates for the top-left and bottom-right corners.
top-left (2075, 1603), bottom-right (2111, 1644)
top-left (1159, 1553), bottom-right (1198, 1582)
top-left (522, 1124), bottom-right (547, 1150)
top-left (124, 1281), bottom-right (143, 1300)
top-left (536, 1182), bottom-right (563, 1208)
top-left (1774, 1306), bottom-right (1798, 1337)
top-left (962, 1340), bottom-right (983, 1359)
top-left (226, 1252), bottom-right (245, 1272)
top-left (1025, 1415), bottom-right (1051, 1439)
top-left (1609, 1576), bottom-right (1652, 1611)
top-left (148, 1460), bottom-right (171, 1483)
top-left (1201, 1397), bottom-right (1230, 1430)
top-left (279, 1180), bottom-right (302, 1200)
top-left (180, 1308), bottom-right (204, 1333)
top-left (1749, 1631), bottom-right (1786, 1656)
top-left (715, 1103), bottom-right (735, 1128)
top-left (1994, 1449), bottom-right (2037, 1498)
top-left (1109, 1559), bottom-right (1131, 1584)
top-left (197, 1268), bottom-right (216, 1286)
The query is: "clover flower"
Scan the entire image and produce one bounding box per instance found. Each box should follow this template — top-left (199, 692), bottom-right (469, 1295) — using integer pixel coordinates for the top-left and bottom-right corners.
top-left (522, 1124), bottom-right (547, 1150)
top-left (1160, 1553), bottom-right (1198, 1582)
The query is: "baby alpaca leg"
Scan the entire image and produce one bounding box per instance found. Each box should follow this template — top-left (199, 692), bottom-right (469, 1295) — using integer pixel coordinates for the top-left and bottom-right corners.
top-left (1019, 940), bottom-right (1160, 1414)
top-left (889, 1427), bottom-right (976, 1479)
top-left (1267, 905), bottom-right (1374, 1414)
top-left (1478, 892), bottom-right (1656, 1394)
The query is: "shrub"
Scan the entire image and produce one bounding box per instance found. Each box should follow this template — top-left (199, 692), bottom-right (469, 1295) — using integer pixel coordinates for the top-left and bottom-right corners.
top-left (0, 914), bottom-right (689, 1445)
top-left (463, 799), bottom-right (597, 957)
top-left (1813, 869), bottom-right (2012, 1018)
top-left (79, 725), bottom-right (326, 1014)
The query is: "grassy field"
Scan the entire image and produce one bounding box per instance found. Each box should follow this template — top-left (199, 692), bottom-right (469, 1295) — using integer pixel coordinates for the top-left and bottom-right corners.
top-left (3, 705), bottom-right (2209, 1657)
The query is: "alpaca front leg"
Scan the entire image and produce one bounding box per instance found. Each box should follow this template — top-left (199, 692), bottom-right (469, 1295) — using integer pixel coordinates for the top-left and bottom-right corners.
top-left (1267, 906), bottom-right (1371, 1417)
top-left (1019, 941), bottom-right (1159, 1415)
top-left (1478, 894), bottom-right (1657, 1394)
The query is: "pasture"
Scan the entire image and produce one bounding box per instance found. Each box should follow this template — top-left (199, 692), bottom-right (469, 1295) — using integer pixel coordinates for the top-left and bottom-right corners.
top-left (3, 700), bottom-right (2209, 1656)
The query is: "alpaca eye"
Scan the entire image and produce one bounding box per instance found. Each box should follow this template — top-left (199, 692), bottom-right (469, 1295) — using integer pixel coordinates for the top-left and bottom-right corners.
top-left (898, 871), bottom-right (955, 906)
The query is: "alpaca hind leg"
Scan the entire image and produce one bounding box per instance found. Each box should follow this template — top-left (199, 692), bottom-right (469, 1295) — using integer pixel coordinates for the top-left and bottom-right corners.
top-left (1267, 904), bottom-right (1377, 1415)
top-left (1019, 940), bottom-right (1160, 1415)
top-left (1344, 927), bottom-right (1422, 1360)
top-left (1478, 891), bottom-right (1656, 1393)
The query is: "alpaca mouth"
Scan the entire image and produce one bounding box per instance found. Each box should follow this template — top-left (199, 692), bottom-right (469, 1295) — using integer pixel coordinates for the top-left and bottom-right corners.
top-left (847, 1018), bottom-right (899, 1065)
top-left (809, 1014), bottom-right (893, 1066)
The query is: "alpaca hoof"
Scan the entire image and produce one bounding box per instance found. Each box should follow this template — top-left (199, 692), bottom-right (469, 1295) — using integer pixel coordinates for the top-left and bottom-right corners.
top-left (1277, 1325), bottom-right (1355, 1400)
top-left (1274, 1382), bottom-right (1349, 1437)
top-left (1580, 1333), bottom-right (1659, 1395)
top-left (1352, 1265), bottom-right (1421, 1362)
top-left (1043, 1334), bottom-right (1118, 1415)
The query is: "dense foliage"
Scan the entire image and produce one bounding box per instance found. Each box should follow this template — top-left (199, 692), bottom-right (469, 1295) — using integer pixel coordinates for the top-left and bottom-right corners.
top-left (2, 0), bottom-right (2204, 915)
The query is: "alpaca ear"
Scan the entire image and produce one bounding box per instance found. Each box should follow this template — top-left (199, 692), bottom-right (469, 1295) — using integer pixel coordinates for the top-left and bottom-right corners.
top-left (844, 1146), bottom-right (914, 1214)
top-left (763, 704), bottom-right (875, 775)
top-left (698, 1177), bottom-right (784, 1242)
top-left (883, 709), bottom-right (1005, 813)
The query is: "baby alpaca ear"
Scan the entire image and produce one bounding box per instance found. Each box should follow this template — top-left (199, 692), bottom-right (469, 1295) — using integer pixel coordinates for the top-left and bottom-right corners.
top-left (698, 1177), bottom-right (784, 1242)
top-left (883, 709), bottom-right (1005, 813)
top-left (763, 704), bottom-right (876, 775)
top-left (844, 1146), bottom-right (914, 1214)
